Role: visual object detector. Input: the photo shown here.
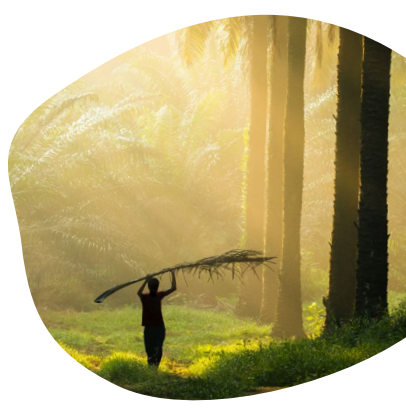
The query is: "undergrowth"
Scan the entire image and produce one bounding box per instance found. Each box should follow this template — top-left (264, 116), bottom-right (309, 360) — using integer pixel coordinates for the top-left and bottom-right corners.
top-left (49, 300), bottom-right (406, 400)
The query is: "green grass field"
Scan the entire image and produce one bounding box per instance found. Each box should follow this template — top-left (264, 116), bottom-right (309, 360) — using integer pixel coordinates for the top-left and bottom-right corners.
top-left (39, 293), bottom-right (406, 400)
top-left (42, 305), bottom-right (273, 363)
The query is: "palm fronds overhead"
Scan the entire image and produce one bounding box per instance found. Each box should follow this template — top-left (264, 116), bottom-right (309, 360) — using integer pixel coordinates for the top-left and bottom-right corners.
top-left (217, 17), bottom-right (246, 65)
top-left (94, 250), bottom-right (276, 303)
top-left (176, 20), bottom-right (216, 65)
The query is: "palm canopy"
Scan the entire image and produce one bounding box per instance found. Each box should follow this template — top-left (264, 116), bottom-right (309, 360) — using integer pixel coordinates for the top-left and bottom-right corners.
top-left (175, 17), bottom-right (250, 66)
top-left (9, 42), bottom-right (250, 308)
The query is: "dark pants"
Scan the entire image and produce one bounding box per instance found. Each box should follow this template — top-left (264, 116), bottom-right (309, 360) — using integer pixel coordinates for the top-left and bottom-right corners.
top-left (144, 326), bottom-right (166, 367)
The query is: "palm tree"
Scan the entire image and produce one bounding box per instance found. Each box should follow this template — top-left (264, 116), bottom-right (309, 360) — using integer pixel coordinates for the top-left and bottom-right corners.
top-left (273, 16), bottom-right (307, 338)
top-left (175, 16), bottom-right (270, 318)
top-left (9, 45), bottom-right (248, 309)
top-left (260, 15), bottom-right (288, 323)
top-left (355, 37), bottom-right (392, 319)
top-left (234, 15), bottom-right (269, 317)
top-left (301, 22), bottom-right (339, 297)
top-left (324, 27), bottom-right (363, 328)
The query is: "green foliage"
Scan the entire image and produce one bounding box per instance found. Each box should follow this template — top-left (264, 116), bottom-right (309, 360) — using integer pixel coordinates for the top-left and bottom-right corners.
top-left (321, 300), bottom-right (406, 348)
top-left (10, 23), bottom-right (406, 315)
top-left (303, 302), bottom-right (325, 338)
top-left (10, 40), bottom-right (249, 311)
top-left (98, 352), bottom-right (150, 383)
top-left (191, 302), bottom-right (406, 390)
top-left (96, 351), bottom-right (248, 399)
top-left (300, 251), bottom-right (329, 303)
top-left (198, 339), bottom-right (360, 387)
top-left (388, 291), bottom-right (406, 312)
top-left (48, 302), bottom-right (405, 399)
top-left (59, 343), bottom-right (101, 371)
top-left (43, 305), bottom-right (272, 362)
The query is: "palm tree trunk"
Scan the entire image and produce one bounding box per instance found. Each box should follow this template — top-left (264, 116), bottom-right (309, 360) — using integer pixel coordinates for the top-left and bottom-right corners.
top-left (260, 15), bottom-right (288, 323)
top-left (355, 37), bottom-right (391, 319)
top-left (235, 15), bottom-right (268, 318)
top-left (273, 16), bottom-right (307, 338)
top-left (324, 28), bottom-right (362, 329)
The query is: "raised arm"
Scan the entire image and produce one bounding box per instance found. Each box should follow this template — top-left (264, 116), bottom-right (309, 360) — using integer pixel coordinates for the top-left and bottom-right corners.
top-left (137, 275), bottom-right (150, 298)
top-left (163, 271), bottom-right (177, 297)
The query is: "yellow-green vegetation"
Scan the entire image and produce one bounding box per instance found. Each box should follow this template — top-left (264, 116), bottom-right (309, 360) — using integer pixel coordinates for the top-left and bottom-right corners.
top-left (43, 305), bottom-right (273, 363)
top-left (42, 300), bottom-right (406, 400)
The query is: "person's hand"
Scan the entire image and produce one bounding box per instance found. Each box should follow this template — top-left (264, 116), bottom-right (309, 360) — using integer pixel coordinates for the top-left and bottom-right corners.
top-left (145, 274), bottom-right (152, 281)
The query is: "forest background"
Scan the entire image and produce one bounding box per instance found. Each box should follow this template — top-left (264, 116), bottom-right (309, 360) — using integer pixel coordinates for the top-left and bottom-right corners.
top-left (2, 1), bottom-right (406, 406)
top-left (9, 19), bottom-right (406, 316)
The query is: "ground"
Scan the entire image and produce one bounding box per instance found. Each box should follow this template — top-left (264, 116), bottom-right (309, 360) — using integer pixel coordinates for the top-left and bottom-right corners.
top-left (38, 294), bottom-right (406, 399)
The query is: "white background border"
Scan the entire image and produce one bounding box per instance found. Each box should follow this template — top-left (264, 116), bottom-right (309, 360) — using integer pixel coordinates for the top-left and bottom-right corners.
top-left (1, 1), bottom-right (405, 407)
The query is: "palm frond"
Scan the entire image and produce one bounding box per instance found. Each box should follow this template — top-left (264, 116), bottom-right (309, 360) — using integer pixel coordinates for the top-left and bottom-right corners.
top-left (217, 17), bottom-right (244, 65)
top-left (177, 20), bottom-right (216, 65)
top-left (94, 249), bottom-right (276, 303)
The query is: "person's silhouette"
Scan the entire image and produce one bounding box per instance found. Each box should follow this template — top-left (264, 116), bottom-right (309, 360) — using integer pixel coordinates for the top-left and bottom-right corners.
top-left (137, 271), bottom-right (177, 367)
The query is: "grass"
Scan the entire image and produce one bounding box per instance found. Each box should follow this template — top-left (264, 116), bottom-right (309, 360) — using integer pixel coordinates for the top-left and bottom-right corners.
top-left (39, 294), bottom-right (406, 400)
top-left (388, 290), bottom-right (406, 311)
top-left (42, 305), bottom-right (273, 363)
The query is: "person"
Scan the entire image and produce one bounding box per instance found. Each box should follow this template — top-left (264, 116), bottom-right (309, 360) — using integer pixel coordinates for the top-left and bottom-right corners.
top-left (137, 271), bottom-right (177, 367)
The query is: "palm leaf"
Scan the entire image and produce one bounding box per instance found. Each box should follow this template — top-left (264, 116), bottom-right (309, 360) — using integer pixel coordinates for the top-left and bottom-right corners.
top-left (177, 20), bottom-right (216, 65)
top-left (94, 249), bottom-right (276, 303)
top-left (217, 17), bottom-right (244, 65)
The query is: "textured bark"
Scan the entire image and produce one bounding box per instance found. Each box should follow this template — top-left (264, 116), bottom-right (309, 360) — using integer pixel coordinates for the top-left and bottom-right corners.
top-left (324, 28), bottom-right (362, 328)
top-left (273, 17), bottom-right (307, 338)
top-left (260, 15), bottom-right (288, 323)
top-left (355, 37), bottom-right (391, 319)
top-left (235, 15), bottom-right (268, 318)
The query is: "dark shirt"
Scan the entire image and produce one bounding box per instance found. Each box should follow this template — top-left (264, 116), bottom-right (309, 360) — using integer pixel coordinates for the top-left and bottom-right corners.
top-left (140, 292), bottom-right (167, 326)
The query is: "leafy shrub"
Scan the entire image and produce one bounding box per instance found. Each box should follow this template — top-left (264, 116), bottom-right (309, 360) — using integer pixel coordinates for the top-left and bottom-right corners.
top-left (303, 302), bottom-right (325, 338)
